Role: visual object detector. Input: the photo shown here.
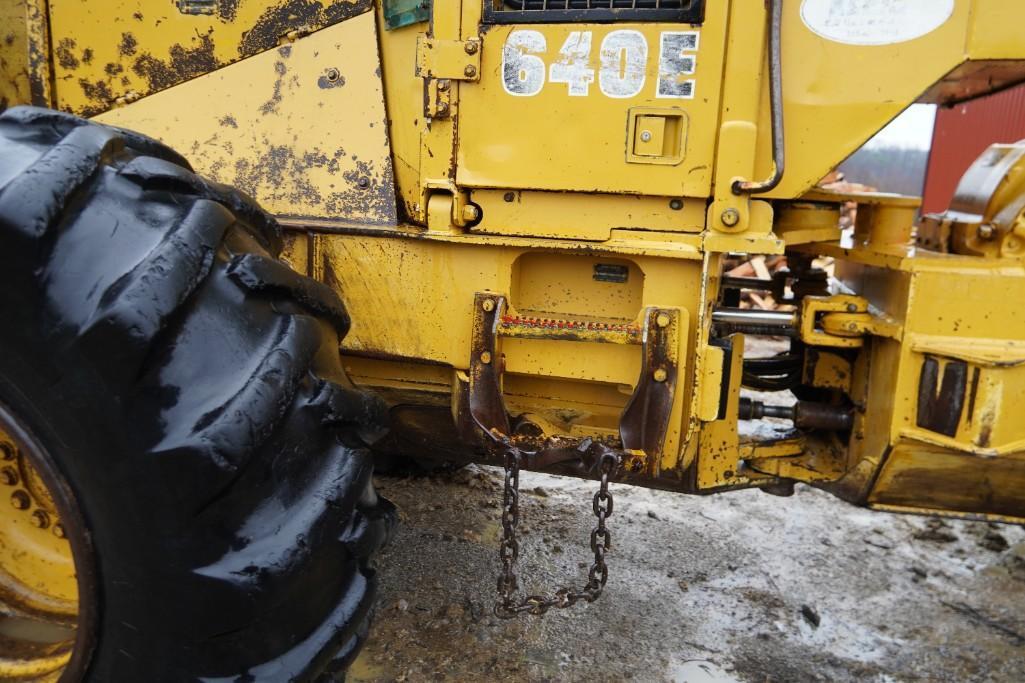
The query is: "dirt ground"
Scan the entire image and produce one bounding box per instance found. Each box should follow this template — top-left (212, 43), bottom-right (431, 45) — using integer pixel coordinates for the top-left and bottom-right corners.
top-left (350, 466), bottom-right (1025, 683)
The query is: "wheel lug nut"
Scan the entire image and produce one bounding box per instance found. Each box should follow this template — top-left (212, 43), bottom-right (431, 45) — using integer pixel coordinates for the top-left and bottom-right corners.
top-left (0, 444), bottom-right (13, 460)
top-left (30, 510), bottom-right (50, 529)
top-left (53, 523), bottom-right (66, 539)
top-left (10, 490), bottom-right (30, 510)
top-left (0, 467), bottom-right (17, 485)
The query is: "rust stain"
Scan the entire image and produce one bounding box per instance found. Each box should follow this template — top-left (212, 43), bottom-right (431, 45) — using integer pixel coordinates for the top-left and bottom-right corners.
top-left (78, 78), bottom-right (113, 108)
top-left (218, 0), bottom-right (241, 22)
top-left (62, 0), bottom-right (373, 116)
top-left (229, 140), bottom-right (396, 225)
top-left (258, 51), bottom-right (295, 113)
top-left (119, 32), bottom-right (138, 58)
top-left (131, 32), bottom-right (218, 94)
top-left (25, 0), bottom-right (49, 106)
top-left (317, 70), bottom-right (345, 89)
top-left (238, 0), bottom-right (373, 58)
top-left (55, 38), bottom-right (79, 70)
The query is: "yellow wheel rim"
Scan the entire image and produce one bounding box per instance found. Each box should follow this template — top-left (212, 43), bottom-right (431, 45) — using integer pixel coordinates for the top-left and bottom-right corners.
top-left (0, 408), bottom-right (86, 682)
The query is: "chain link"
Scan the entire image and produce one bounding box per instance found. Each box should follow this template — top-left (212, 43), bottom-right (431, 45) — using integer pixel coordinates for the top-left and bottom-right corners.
top-left (495, 446), bottom-right (620, 618)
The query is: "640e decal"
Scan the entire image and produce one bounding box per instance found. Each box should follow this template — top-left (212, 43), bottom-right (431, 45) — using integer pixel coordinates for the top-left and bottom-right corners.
top-left (502, 30), bottom-right (699, 99)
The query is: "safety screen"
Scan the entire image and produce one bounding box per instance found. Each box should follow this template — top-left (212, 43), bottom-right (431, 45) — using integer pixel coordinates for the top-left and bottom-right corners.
top-left (485, 0), bottom-right (706, 24)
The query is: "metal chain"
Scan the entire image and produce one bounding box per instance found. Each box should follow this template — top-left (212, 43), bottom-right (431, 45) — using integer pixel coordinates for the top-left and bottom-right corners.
top-left (495, 446), bottom-right (620, 618)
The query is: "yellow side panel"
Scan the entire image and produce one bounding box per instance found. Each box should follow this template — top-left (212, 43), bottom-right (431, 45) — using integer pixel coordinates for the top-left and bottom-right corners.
top-left (97, 11), bottom-right (396, 224)
top-left (48, 0), bottom-right (372, 115)
top-left (0, 0), bottom-right (31, 109)
top-left (456, 4), bottom-right (730, 197)
top-left (375, 4), bottom-right (424, 221)
top-left (0, 0), bottom-right (50, 108)
top-left (967, 0), bottom-right (1025, 59)
top-left (758, 0), bottom-right (978, 198)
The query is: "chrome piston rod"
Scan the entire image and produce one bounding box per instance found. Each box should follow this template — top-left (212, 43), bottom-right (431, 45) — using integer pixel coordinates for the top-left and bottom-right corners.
top-left (712, 307), bottom-right (798, 335)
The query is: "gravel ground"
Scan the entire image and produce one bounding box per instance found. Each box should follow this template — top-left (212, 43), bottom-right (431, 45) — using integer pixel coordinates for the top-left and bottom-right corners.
top-left (350, 465), bottom-right (1025, 682)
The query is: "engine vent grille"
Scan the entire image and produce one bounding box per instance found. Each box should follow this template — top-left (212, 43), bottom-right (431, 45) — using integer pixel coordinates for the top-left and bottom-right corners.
top-left (486, 0), bottom-right (705, 24)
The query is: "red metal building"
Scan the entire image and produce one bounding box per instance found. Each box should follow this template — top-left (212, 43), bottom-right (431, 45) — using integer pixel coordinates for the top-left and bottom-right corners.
top-left (922, 83), bottom-right (1025, 215)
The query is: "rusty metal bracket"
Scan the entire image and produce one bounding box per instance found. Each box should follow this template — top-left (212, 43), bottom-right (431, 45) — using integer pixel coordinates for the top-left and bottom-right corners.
top-left (620, 308), bottom-right (681, 467)
top-left (467, 292), bottom-right (679, 473)
top-left (416, 36), bottom-right (482, 81)
top-left (469, 292), bottom-right (511, 438)
top-left (416, 35), bottom-right (481, 118)
top-left (800, 295), bottom-right (904, 348)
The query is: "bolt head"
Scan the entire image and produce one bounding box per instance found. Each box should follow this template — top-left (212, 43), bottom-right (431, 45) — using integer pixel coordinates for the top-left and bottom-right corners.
top-left (465, 41), bottom-right (479, 55)
top-left (30, 510), bottom-right (49, 529)
top-left (669, 199), bottom-right (684, 211)
top-left (480, 351), bottom-right (493, 365)
top-left (462, 204), bottom-right (481, 222)
top-left (464, 65), bottom-right (478, 78)
top-left (503, 192), bottom-right (515, 203)
top-left (0, 467), bottom-right (17, 486)
top-left (846, 303), bottom-right (859, 313)
top-left (978, 224), bottom-right (996, 241)
top-left (436, 101), bottom-right (449, 114)
top-left (653, 368), bottom-right (668, 383)
top-left (10, 490), bottom-right (29, 510)
top-left (721, 208), bottom-right (741, 227)
top-left (356, 177), bottom-right (371, 189)
top-left (640, 130), bottom-right (653, 143)
top-left (656, 312), bottom-right (671, 328)
top-left (53, 523), bottom-right (66, 539)
top-left (482, 299), bottom-right (496, 312)
top-left (325, 68), bottom-right (340, 82)
top-left (437, 79), bottom-right (451, 92)
top-left (0, 465), bottom-right (17, 486)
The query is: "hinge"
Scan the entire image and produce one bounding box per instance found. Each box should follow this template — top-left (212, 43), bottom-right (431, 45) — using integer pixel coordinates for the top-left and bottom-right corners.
top-left (416, 35), bottom-right (481, 118)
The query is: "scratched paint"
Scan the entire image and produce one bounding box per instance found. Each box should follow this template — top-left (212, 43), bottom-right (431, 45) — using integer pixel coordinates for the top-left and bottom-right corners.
top-left (46, 0), bottom-right (373, 116)
top-left (97, 12), bottom-right (397, 225)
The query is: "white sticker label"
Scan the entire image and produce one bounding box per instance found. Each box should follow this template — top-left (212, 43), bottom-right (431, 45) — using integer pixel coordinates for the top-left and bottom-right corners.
top-left (800, 0), bottom-right (955, 46)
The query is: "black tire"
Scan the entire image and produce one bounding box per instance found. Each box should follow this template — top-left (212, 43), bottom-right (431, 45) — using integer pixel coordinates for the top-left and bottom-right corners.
top-left (0, 106), bottom-right (394, 681)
